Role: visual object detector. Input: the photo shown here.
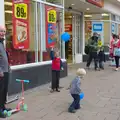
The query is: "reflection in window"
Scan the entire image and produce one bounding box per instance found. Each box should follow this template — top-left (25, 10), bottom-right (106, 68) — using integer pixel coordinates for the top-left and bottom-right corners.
top-left (42, 0), bottom-right (63, 6)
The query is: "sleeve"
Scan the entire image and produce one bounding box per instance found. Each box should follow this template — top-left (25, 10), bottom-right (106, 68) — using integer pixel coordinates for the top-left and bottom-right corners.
top-left (76, 79), bottom-right (81, 94)
top-left (0, 48), bottom-right (3, 72)
top-left (50, 50), bottom-right (54, 60)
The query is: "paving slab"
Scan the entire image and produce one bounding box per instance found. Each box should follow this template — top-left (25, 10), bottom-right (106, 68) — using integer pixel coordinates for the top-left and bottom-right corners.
top-left (1, 63), bottom-right (120, 120)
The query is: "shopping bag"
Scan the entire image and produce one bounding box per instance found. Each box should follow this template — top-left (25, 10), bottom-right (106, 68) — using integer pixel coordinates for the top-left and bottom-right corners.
top-left (114, 48), bottom-right (120, 56)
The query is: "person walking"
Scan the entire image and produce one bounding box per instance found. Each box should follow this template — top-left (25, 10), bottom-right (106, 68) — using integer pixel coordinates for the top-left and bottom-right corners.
top-left (86, 32), bottom-right (99, 70)
top-left (0, 25), bottom-right (11, 118)
top-left (111, 34), bottom-right (120, 71)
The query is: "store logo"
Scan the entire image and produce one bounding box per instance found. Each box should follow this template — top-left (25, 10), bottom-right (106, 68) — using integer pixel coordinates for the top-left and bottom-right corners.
top-left (93, 24), bottom-right (102, 31)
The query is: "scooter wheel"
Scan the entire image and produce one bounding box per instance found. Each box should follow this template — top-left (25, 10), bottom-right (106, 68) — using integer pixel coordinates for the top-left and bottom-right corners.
top-left (3, 110), bottom-right (8, 115)
top-left (7, 111), bottom-right (12, 117)
top-left (23, 104), bottom-right (28, 111)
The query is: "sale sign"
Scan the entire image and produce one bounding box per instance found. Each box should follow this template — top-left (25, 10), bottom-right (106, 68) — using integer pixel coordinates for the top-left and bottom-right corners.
top-left (45, 5), bottom-right (57, 48)
top-left (12, 0), bottom-right (29, 49)
top-left (86, 0), bottom-right (104, 7)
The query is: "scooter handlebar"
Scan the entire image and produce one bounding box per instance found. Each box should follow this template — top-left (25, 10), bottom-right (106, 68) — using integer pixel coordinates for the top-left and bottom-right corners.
top-left (16, 79), bottom-right (30, 83)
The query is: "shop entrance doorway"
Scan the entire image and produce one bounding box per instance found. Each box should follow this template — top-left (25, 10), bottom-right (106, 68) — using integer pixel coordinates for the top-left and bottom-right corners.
top-left (65, 12), bottom-right (82, 63)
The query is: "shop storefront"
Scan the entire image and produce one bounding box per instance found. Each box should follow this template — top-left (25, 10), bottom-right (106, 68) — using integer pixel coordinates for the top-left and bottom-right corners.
top-left (64, 10), bottom-right (84, 64)
top-left (84, 13), bottom-right (120, 61)
top-left (3, 0), bottom-right (67, 95)
top-left (83, 0), bottom-right (120, 61)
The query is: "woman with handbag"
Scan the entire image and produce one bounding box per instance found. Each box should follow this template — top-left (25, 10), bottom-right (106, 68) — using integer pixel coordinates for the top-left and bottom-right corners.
top-left (111, 34), bottom-right (120, 71)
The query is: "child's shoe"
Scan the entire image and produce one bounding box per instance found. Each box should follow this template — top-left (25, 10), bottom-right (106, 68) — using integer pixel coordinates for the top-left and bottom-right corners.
top-left (56, 89), bottom-right (60, 92)
top-left (50, 89), bottom-right (55, 93)
top-left (68, 107), bottom-right (76, 113)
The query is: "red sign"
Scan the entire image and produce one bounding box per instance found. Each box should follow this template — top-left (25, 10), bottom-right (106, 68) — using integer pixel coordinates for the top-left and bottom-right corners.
top-left (86, 0), bottom-right (104, 7)
top-left (65, 24), bottom-right (72, 32)
top-left (12, 0), bottom-right (30, 49)
top-left (45, 5), bottom-right (57, 48)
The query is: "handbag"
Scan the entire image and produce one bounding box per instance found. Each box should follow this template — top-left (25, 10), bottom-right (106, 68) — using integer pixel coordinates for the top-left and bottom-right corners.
top-left (114, 48), bottom-right (120, 56)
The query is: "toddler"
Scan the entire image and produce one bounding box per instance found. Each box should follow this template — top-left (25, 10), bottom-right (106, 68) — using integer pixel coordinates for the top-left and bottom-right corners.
top-left (68, 68), bottom-right (86, 113)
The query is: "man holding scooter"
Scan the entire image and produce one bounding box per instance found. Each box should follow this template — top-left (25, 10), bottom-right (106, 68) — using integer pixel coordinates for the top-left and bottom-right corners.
top-left (0, 25), bottom-right (11, 118)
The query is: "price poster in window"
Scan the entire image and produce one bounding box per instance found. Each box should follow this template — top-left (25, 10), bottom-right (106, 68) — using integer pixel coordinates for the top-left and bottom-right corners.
top-left (45, 6), bottom-right (57, 48)
top-left (12, 0), bottom-right (30, 49)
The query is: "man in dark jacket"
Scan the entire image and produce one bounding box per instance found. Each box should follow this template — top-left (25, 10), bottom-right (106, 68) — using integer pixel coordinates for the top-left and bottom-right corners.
top-left (0, 26), bottom-right (11, 118)
top-left (86, 32), bottom-right (99, 70)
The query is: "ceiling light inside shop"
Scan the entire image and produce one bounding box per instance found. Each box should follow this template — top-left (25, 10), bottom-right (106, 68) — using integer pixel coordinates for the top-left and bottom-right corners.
top-left (117, 0), bottom-right (120, 2)
top-left (84, 15), bottom-right (92, 17)
top-left (86, 8), bottom-right (90, 11)
top-left (5, 11), bottom-right (13, 14)
top-left (101, 13), bottom-right (109, 16)
top-left (71, 4), bottom-right (75, 5)
top-left (4, 2), bottom-right (12, 6)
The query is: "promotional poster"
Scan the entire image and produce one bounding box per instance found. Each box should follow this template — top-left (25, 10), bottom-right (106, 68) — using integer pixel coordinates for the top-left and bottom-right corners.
top-left (12, 0), bottom-right (30, 49)
top-left (45, 5), bottom-right (57, 48)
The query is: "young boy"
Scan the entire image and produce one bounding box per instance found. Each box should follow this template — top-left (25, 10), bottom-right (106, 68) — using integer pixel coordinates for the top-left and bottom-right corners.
top-left (50, 47), bottom-right (63, 92)
top-left (98, 47), bottom-right (105, 70)
top-left (68, 68), bottom-right (86, 113)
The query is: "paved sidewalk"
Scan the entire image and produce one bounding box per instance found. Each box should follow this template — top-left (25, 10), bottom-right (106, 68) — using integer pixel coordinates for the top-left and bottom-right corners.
top-left (2, 63), bottom-right (120, 120)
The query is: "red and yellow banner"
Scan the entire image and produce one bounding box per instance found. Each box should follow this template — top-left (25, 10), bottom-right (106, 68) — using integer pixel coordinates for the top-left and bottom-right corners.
top-left (86, 0), bottom-right (104, 7)
top-left (45, 5), bottom-right (57, 48)
top-left (12, 0), bottom-right (30, 49)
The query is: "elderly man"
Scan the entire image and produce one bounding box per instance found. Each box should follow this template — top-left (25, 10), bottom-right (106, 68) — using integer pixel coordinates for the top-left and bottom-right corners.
top-left (0, 25), bottom-right (11, 118)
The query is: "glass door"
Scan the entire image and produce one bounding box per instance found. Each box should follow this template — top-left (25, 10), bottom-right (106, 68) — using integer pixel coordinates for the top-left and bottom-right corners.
top-left (72, 14), bottom-right (82, 63)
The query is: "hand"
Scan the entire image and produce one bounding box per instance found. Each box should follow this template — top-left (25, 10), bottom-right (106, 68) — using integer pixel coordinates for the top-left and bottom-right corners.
top-left (61, 67), bottom-right (64, 71)
top-left (0, 72), bottom-right (4, 77)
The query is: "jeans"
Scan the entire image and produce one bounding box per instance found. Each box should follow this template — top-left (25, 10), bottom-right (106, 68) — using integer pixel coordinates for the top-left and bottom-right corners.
top-left (68, 94), bottom-right (80, 112)
top-left (115, 56), bottom-right (119, 68)
top-left (86, 52), bottom-right (98, 69)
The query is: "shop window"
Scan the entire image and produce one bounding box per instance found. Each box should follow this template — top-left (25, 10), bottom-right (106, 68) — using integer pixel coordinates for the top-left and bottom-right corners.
top-left (5, 0), bottom-right (40, 65)
top-left (41, 4), bottom-right (63, 61)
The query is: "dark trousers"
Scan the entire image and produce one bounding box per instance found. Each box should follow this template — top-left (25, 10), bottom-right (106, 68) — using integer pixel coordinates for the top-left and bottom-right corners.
top-left (0, 72), bottom-right (9, 109)
top-left (52, 70), bottom-right (60, 90)
top-left (69, 94), bottom-right (80, 111)
top-left (115, 56), bottom-right (119, 68)
top-left (99, 61), bottom-right (104, 69)
top-left (86, 52), bottom-right (98, 69)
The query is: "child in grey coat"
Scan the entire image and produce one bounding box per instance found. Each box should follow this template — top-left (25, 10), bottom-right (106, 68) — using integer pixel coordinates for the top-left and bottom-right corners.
top-left (68, 68), bottom-right (86, 113)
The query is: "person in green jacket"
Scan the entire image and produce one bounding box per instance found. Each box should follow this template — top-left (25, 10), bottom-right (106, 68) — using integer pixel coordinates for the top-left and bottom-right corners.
top-left (86, 32), bottom-right (99, 70)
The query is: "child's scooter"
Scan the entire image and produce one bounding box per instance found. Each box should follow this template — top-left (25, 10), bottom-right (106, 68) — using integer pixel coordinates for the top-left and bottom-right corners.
top-left (4, 79), bottom-right (30, 117)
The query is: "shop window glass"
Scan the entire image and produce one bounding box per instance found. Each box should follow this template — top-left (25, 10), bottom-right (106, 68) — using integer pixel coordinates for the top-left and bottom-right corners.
top-left (5, 0), bottom-right (40, 65)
